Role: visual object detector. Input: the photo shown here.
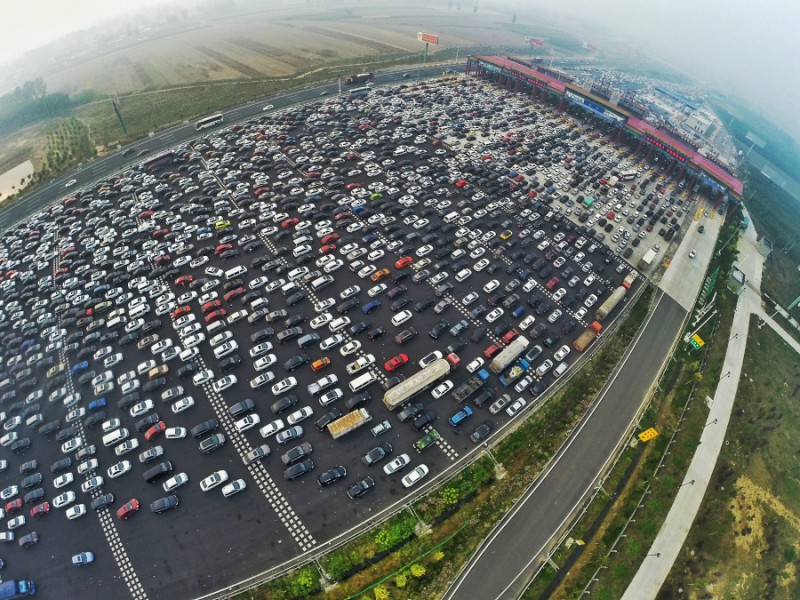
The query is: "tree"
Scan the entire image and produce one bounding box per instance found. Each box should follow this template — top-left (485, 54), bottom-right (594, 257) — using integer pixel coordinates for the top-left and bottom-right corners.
top-left (394, 573), bottom-right (407, 588)
top-left (374, 585), bottom-right (389, 600)
top-left (410, 564), bottom-right (427, 578)
top-left (432, 550), bottom-right (445, 562)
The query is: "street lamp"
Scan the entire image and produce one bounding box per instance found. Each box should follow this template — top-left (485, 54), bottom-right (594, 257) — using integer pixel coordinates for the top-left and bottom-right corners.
top-left (679, 479), bottom-right (695, 488)
top-left (647, 552), bottom-right (661, 558)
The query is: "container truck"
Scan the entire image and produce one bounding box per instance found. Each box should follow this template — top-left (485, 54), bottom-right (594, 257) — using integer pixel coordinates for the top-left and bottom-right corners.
top-left (0, 580), bottom-right (36, 599)
top-left (489, 336), bottom-right (530, 374)
top-left (382, 359), bottom-right (451, 410)
top-left (345, 73), bottom-right (374, 85)
top-left (573, 321), bottom-right (603, 352)
top-left (327, 408), bottom-right (372, 439)
top-left (451, 369), bottom-right (490, 403)
top-left (498, 359), bottom-right (530, 387)
top-left (638, 248), bottom-right (657, 269)
top-left (595, 273), bottom-right (636, 322)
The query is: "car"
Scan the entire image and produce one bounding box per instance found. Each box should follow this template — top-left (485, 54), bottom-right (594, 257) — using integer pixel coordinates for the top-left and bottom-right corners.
top-left (347, 476), bottom-right (375, 499)
top-left (18, 531), bottom-right (40, 547)
top-left (71, 551), bottom-right (95, 566)
top-left (107, 460), bottom-right (132, 479)
top-left (115, 439), bottom-right (139, 457)
top-left (162, 472), bottom-right (189, 492)
top-left (234, 414), bottom-right (261, 433)
top-left (272, 377), bottom-right (297, 396)
top-left (401, 464), bottom-right (429, 488)
top-left (384, 353), bottom-right (409, 372)
top-left (466, 357), bottom-right (485, 373)
top-left (688, 249), bottom-right (696, 259)
top-left (340, 340), bottom-right (361, 356)
top-left (116, 499), bottom-right (140, 520)
top-left (506, 397), bottom-right (527, 417)
top-left (244, 444), bottom-right (271, 465)
top-left (361, 442), bottom-right (392, 466)
top-left (212, 375), bottom-right (237, 392)
top-left (53, 491), bottom-right (76, 509)
top-left (383, 453), bottom-right (411, 475)
top-left (470, 421), bottom-right (494, 443)
top-left (66, 504), bottom-right (87, 520)
top-left (221, 479), bottom-right (247, 498)
top-left (199, 470), bottom-right (229, 492)
top-left (150, 495), bottom-right (180, 514)
top-left (287, 406), bottom-right (313, 425)
top-left (284, 458), bottom-right (315, 480)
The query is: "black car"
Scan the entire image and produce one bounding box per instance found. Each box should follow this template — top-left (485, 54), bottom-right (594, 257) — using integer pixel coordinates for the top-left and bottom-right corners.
top-left (23, 488), bottom-right (44, 504)
top-left (470, 421), bottom-right (494, 443)
top-left (91, 495), bottom-right (114, 514)
top-left (219, 354), bottom-right (242, 372)
top-left (135, 414), bottom-right (161, 432)
top-left (199, 433), bottom-right (226, 454)
top-left (271, 394), bottom-right (298, 415)
top-left (412, 410), bottom-right (438, 431)
top-left (284, 458), bottom-right (315, 480)
top-left (347, 476), bottom-right (375, 499)
top-left (283, 354), bottom-right (310, 372)
top-left (150, 494), bottom-right (180, 514)
top-left (50, 458), bottom-right (72, 474)
top-left (84, 412), bottom-right (106, 429)
top-left (190, 418), bottom-right (219, 438)
top-left (394, 327), bottom-right (417, 345)
top-left (251, 328), bottom-right (275, 343)
top-left (336, 298), bottom-right (359, 314)
top-left (11, 438), bottom-right (31, 454)
top-left (344, 391), bottom-right (372, 411)
top-left (429, 320), bottom-right (449, 339)
top-left (228, 399), bottom-right (255, 419)
top-left (315, 407), bottom-right (343, 432)
top-left (361, 442), bottom-right (393, 466)
top-left (367, 327), bottom-right (385, 341)
top-left (350, 321), bottom-right (370, 335)
top-left (317, 466), bottom-right (347, 487)
top-left (281, 442), bottom-right (313, 466)
top-left (397, 402), bottom-right (424, 423)
top-left (21, 473), bottom-right (42, 489)
top-left (19, 460), bottom-right (38, 475)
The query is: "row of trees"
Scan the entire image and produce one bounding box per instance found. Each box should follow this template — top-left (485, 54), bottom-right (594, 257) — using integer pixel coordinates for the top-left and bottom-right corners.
top-left (0, 77), bottom-right (97, 136)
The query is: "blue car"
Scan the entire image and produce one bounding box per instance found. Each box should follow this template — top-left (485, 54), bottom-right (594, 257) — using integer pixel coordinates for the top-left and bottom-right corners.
top-left (362, 233), bottom-right (378, 243)
top-left (88, 398), bottom-right (107, 412)
top-left (71, 361), bottom-right (89, 375)
top-left (449, 406), bottom-right (473, 428)
top-left (362, 300), bottom-right (382, 314)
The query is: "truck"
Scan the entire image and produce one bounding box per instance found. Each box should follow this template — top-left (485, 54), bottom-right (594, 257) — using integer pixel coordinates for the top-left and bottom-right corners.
top-left (573, 321), bottom-right (603, 352)
top-left (413, 428), bottom-right (440, 453)
top-left (608, 175), bottom-right (619, 188)
top-left (0, 580), bottom-right (36, 599)
top-left (498, 359), bottom-right (530, 387)
top-left (594, 272), bottom-right (636, 323)
top-left (489, 336), bottom-right (530, 374)
top-left (383, 359), bottom-right (451, 410)
top-left (345, 72), bottom-right (374, 85)
top-left (638, 247), bottom-right (657, 269)
top-left (451, 369), bottom-right (490, 403)
top-left (327, 408), bottom-right (372, 439)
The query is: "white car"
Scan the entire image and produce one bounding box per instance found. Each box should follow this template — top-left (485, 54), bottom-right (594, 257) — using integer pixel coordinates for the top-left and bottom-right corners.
top-left (115, 438), bottom-right (139, 457)
top-left (249, 342), bottom-right (274, 358)
top-left (66, 504), bottom-right (87, 520)
top-left (163, 472), bottom-right (189, 492)
top-left (107, 461), bottom-right (131, 479)
top-left (287, 406), bottom-right (314, 425)
top-left (212, 375), bottom-right (237, 393)
top-left (391, 310), bottom-right (412, 326)
top-left (473, 258), bottom-right (490, 272)
top-left (272, 377), bottom-right (297, 395)
top-left (221, 479), bottom-right (247, 498)
top-left (184, 333), bottom-right (206, 349)
top-left (171, 396), bottom-right (195, 414)
top-left (320, 334), bottom-right (344, 351)
top-left (250, 372), bottom-right (276, 389)
top-left (329, 316), bottom-right (351, 332)
top-left (383, 453), bottom-right (411, 475)
top-left (431, 380), bottom-right (454, 399)
top-left (165, 427), bottom-right (187, 439)
top-left (554, 345), bottom-right (571, 362)
top-left (401, 464), bottom-right (429, 488)
top-left (53, 472), bottom-right (74, 489)
top-left (486, 307), bottom-right (504, 323)
top-left (130, 400), bottom-right (154, 418)
top-left (314, 298), bottom-right (336, 313)
top-left (137, 360), bottom-right (157, 375)
top-left (367, 283), bottom-right (387, 297)
top-left (193, 369), bottom-right (215, 386)
top-left (483, 280), bottom-right (500, 293)
top-left (102, 418), bottom-right (121, 433)
top-left (340, 285), bottom-right (361, 299)
top-left (234, 414), bottom-right (261, 433)
top-left (466, 357), bottom-right (484, 373)
top-left (213, 341), bottom-right (238, 359)
top-left (200, 470), bottom-right (229, 492)
top-left (310, 313), bottom-right (333, 329)
top-left (259, 419), bottom-right (285, 438)
top-left (416, 244), bottom-right (433, 257)
top-left (419, 350), bottom-right (443, 369)
top-left (340, 340), bottom-right (361, 356)
top-left (81, 476), bottom-right (104, 494)
top-left (249, 276), bottom-right (270, 289)
top-left (53, 491), bottom-right (76, 509)
top-left (506, 397), bottom-right (527, 417)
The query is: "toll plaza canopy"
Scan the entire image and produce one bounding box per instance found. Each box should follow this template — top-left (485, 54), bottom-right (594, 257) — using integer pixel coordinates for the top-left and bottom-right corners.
top-left (468, 55), bottom-right (744, 199)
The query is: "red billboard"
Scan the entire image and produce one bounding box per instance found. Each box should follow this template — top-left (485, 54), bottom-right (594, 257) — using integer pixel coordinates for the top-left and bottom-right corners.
top-left (417, 32), bottom-right (439, 45)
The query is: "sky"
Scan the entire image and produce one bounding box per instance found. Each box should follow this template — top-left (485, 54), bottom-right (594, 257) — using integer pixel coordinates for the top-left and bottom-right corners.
top-left (1, 0), bottom-right (798, 141)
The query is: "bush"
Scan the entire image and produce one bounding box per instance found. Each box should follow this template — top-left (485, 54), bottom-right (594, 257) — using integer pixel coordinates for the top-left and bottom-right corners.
top-left (394, 573), bottom-right (407, 588)
top-left (410, 564), bottom-right (427, 578)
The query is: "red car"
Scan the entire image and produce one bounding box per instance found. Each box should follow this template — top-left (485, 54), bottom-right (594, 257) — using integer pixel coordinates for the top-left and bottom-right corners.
top-left (384, 353), bottom-right (409, 372)
top-left (116, 499), bottom-right (140, 520)
top-left (223, 287), bottom-right (246, 302)
top-left (138, 210), bottom-right (154, 219)
top-left (152, 228), bottom-right (169, 239)
top-left (345, 183), bottom-right (362, 191)
top-left (394, 256), bottom-right (413, 269)
top-left (455, 179), bottom-right (468, 188)
top-left (215, 243), bottom-right (233, 255)
top-left (334, 212), bottom-right (352, 221)
top-left (155, 254), bottom-right (171, 265)
top-left (281, 217), bottom-right (299, 229)
top-left (319, 244), bottom-right (337, 255)
top-left (202, 300), bottom-right (222, 313)
top-left (502, 328), bottom-right (520, 344)
top-left (205, 309), bottom-right (227, 324)
top-left (5, 499), bottom-right (23, 514)
top-left (30, 502), bottom-right (50, 519)
top-left (174, 275), bottom-right (193, 287)
top-left (320, 233), bottom-right (340, 245)
top-left (483, 342), bottom-right (503, 359)
top-left (144, 421), bottom-right (166, 441)
top-left (172, 305), bottom-right (191, 319)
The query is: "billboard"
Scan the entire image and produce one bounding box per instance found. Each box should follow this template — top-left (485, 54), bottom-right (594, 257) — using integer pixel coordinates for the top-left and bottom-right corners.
top-left (564, 90), bottom-right (625, 126)
top-left (417, 32), bottom-right (439, 45)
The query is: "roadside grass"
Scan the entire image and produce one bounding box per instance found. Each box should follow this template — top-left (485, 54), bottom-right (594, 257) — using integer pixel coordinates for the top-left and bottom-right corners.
top-left (660, 317), bottom-right (800, 600)
top-left (523, 214), bottom-right (747, 599)
top-left (232, 284), bottom-right (654, 600)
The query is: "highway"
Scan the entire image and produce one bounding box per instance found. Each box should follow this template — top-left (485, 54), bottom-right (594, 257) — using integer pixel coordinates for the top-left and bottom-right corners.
top-left (0, 66), bottom-right (445, 233)
top-left (444, 290), bottom-right (687, 600)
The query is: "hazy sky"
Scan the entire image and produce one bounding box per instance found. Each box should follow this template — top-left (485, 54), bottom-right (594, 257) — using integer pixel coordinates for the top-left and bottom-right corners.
top-left (2, 0), bottom-right (798, 141)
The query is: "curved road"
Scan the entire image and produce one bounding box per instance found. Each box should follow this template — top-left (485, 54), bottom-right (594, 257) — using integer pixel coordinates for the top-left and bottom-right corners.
top-left (0, 66), bottom-right (446, 232)
top-left (444, 290), bottom-right (688, 600)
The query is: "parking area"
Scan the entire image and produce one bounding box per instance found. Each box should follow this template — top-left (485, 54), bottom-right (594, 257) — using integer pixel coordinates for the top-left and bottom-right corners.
top-left (0, 75), bottom-right (699, 598)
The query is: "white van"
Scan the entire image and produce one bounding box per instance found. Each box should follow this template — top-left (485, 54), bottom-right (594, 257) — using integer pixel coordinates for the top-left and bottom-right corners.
top-left (280, 281), bottom-right (299, 296)
top-left (349, 371), bottom-right (377, 393)
top-left (310, 275), bottom-right (334, 292)
top-left (455, 268), bottom-right (472, 283)
top-left (207, 320), bottom-right (227, 336)
top-left (225, 266), bottom-right (247, 281)
top-left (129, 303), bottom-right (150, 319)
top-left (443, 211), bottom-right (460, 224)
top-left (102, 427), bottom-right (129, 447)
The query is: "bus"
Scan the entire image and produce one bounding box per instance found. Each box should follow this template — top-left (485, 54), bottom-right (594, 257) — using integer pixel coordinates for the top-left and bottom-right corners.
top-left (349, 86), bottom-right (371, 98)
top-left (140, 151), bottom-right (175, 173)
top-left (195, 113), bottom-right (223, 131)
top-left (620, 170), bottom-right (638, 181)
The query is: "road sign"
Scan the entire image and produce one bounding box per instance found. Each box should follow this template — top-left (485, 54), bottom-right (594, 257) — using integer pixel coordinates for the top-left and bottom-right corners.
top-left (417, 32), bottom-right (439, 45)
top-left (638, 428), bottom-right (659, 442)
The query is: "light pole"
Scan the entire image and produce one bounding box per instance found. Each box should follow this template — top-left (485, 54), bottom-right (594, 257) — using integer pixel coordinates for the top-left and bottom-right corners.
top-left (704, 418), bottom-right (718, 428)
top-left (647, 552), bottom-right (661, 558)
top-left (679, 479), bottom-right (695, 488)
